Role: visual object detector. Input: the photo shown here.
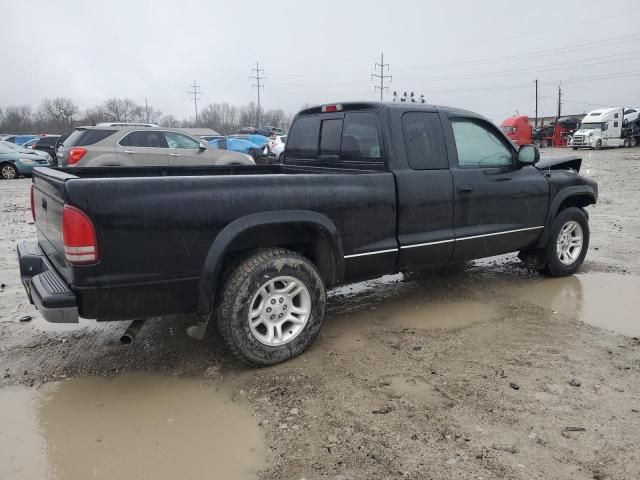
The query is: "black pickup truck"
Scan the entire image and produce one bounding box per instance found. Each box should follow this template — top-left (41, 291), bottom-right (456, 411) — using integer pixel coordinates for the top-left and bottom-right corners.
top-left (18, 102), bottom-right (598, 365)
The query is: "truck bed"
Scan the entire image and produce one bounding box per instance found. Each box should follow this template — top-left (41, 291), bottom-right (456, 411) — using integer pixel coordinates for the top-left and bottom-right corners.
top-left (30, 164), bottom-right (397, 321)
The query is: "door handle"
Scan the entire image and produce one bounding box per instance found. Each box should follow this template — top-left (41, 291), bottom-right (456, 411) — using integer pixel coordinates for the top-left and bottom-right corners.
top-left (458, 184), bottom-right (473, 195)
top-left (123, 150), bottom-right (136, 154)
top-left (169, 153), bottom-right (180, 157)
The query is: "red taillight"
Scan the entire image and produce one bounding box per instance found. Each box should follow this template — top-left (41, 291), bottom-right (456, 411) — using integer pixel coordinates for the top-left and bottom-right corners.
top-left (68, 147), bottom-right (87, 165)
top-left (321, 104), bottom-right (343, 113)
top-left (62, 205), bottom-right (98, 264)
top-left (30, 185), bottom-right (36, 222)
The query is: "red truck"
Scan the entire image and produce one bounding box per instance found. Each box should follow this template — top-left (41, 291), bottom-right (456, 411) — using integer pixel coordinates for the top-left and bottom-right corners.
top-left (500, 115), bottom-right (532, 146)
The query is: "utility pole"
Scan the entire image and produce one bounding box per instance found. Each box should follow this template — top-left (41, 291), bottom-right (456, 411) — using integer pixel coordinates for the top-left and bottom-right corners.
top-left (534, 79), bottom-right (538, 128)
top-left (187, 80), bottom-right (202, 125)
top-left (557, 83), bottom-right (562, 120)
top-left (250, 61), bottom-right (266, 128)
top-left (371, 53), bottom-right (392, 101)
top-left (144, 98), bottom-right (150, 123)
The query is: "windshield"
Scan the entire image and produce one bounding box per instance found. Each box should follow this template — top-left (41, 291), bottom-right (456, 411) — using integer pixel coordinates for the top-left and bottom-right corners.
top-left (579, 123), bottom-right (602, 130)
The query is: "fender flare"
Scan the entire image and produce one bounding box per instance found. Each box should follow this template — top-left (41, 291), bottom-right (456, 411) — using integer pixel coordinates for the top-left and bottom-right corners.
top-left (536, 186), bottom-right (597, 248)
top-left (196, 210), bottom-right (344, 315)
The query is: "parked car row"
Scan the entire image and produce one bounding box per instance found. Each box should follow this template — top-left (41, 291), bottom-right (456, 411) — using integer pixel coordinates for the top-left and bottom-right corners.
top-left (0, 142), bottom-right (51, 179)
top-left (1, 123), bottom-right (289, 178)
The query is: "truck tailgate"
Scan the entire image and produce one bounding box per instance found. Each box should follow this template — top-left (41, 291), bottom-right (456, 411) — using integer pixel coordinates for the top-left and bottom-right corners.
top-left (32, 168), bottom-right (77, 283)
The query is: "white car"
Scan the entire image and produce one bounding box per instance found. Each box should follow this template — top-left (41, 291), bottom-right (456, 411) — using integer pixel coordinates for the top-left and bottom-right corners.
top-left (266, 135), bottom-right (287, 161)
top-left (624, 108), bottom-right (640, 125)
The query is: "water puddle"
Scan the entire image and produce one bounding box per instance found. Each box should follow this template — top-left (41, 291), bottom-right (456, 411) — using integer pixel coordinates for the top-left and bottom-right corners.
top-left (0, 373), bottom-right (266, 480)
top-left (502, 273), bottom-right (640, 337)
top-left (322, 291), bottom-right (499, 353)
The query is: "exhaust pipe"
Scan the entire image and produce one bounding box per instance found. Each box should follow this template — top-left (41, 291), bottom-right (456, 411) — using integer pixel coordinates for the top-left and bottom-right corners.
top-left (120, 319), bottom-right (146, 345)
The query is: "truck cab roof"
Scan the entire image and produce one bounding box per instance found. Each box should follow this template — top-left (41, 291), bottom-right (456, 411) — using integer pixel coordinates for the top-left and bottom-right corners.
top-left (297, 101), bottom-right (480, 119)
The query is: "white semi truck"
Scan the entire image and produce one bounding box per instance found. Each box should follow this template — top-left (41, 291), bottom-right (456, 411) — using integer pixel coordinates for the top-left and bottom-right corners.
top-left (571, 107), bottom-right (640, 149)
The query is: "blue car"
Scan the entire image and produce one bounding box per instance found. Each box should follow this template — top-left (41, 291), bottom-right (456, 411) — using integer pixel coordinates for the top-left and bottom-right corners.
top-left (208, 137), bottom-right (260, 154)
top-left (0, 143), bottom-right (50, 179)
top-left (2, 134), bottom-right (39, 145)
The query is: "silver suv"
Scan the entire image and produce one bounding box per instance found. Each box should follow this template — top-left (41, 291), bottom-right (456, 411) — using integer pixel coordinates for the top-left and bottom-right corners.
top-left (57, 126), bottom-right (254, 167)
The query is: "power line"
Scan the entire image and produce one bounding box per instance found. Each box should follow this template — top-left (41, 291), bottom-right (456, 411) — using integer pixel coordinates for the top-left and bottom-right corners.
top-left (371, 53), bottom-right (392, 101)
top-left (266, 33), bottom-right (640, 79)
top-left (187, 80), bottom-right (202, 124)
top-left (394, 33), bottom-right (640, 72)
top-left (250, 61), bottom-right (266, 128)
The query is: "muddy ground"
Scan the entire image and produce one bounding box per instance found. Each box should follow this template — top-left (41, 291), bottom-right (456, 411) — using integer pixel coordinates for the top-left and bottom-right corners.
top-left (1, 148), bottom-right (640, 480)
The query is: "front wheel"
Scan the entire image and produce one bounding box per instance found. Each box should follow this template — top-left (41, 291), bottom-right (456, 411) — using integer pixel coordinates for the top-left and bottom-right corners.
top-left (217, 248), bottom-right (326, 365)
top-left (539, 207), bottom-right (589, 277)
top-left (1, 163), bottom-right (18, 180)
top-left (595, 139), bottom-right (603, 150)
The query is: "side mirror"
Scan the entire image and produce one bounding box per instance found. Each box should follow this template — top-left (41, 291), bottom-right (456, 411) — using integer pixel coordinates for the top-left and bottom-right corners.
top-left (518, 144), bottom-right (540, 166)
top-left (198, 142), bottom-right (207, 151)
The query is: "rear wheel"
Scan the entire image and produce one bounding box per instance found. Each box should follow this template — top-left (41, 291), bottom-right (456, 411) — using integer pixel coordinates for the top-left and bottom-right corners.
top-left (533, 139), bottom-right (541, 148)
top-left (1, 163), bottom-right (17, 180)
top-left (631, 137), bottom-right (638, 147)
top-left (541, 139), bottom-right (549, 148)
top-left (623, 138), bottom-right (630, 148)
top-left (538, 207), bottom-right (589, 277)
top-left (217, 248), bottom-right (326, 365)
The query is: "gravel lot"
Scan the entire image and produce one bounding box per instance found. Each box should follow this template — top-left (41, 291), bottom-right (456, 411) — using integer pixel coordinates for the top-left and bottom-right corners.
top-left (1, 148), bottom-right (640, 480)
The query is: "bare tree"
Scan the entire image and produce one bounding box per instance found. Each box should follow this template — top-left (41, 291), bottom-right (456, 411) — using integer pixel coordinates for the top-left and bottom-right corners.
top-left (41, 97), bottom-right (78, 131)
top-left (158, 114), bottom-right (181, 128)
top-left (1, 98), bottom-right (292, 135)
top-left (102, 98), bottom-right (143, 122)
top-left (0, 105), bottom-right (34, 134)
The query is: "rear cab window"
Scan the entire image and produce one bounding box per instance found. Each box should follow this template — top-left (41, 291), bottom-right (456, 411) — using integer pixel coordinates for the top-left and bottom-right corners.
top-left (285, 109), bottom-right (383, 166)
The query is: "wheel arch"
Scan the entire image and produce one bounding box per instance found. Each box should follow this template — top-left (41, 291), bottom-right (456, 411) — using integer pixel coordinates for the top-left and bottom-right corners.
top-left (536, 187), bottom-right (596, 248)
top-left (197, 210), bottom-right (344, 315)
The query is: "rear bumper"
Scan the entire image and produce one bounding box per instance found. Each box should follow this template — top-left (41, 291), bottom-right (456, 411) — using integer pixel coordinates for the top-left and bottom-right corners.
top-left (17, 241), bottom-right (79, 323)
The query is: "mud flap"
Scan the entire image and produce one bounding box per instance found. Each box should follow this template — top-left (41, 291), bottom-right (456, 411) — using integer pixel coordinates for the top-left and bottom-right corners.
top-left (186, 314), bottom-right (212, 340)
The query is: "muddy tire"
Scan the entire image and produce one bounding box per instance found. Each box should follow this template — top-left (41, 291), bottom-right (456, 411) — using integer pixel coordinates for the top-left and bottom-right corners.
top-left (217, 248), bottom-right (326, 366)
top-left (595, 139), bottom-right (602, 150)
top-left (539, 207), bottom-right (589, 277)
top-left (1, 163), bottom-right (18, 180)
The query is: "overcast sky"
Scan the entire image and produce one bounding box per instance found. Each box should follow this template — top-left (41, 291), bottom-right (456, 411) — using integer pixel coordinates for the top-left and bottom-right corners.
top-left (1, 0), bottom-right (639, 122)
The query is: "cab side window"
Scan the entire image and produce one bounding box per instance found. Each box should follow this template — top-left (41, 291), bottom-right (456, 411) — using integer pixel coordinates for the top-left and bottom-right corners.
top-left (451, 119), bottom-right (513, 168)
top-left (402, 112), bottom-right (448, 170)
